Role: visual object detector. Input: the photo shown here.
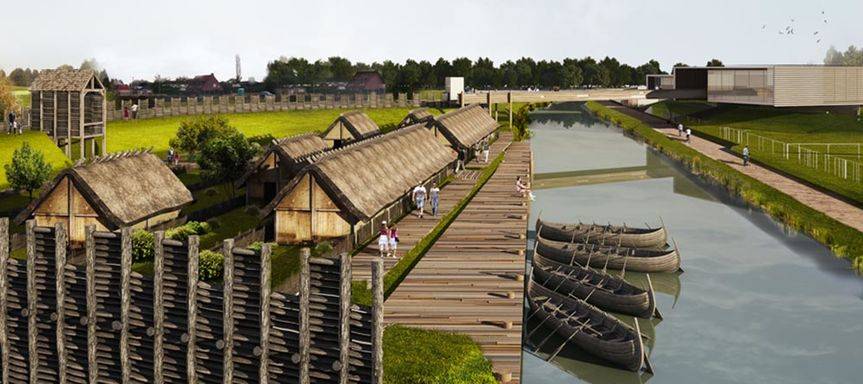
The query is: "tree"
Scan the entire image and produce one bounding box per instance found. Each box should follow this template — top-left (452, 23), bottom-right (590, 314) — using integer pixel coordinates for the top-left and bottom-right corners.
top-left (472, 58), bottom-right (498, 88)
top-left (451, 57), bottom-right (473, 84)
top-left (4, 142), bottom-right (52, 199)
top-left (0, 75), bottom-right (20, 115)
top-left (432, 58), bottom-right (452, 87)
top-left (514, 57), bottom-right (536, 87)
top-left (706, 58), bottom-right (724, 67)
top-left (328, 56), bottom-right (354, 82)
top-left (673, 62), bottom-right (689, 68)
top-left (824, 45), bottom-right (863, 66)
top-left (562, 58), bottom-right (584, 88)
top-left (197, 131), bottom-right (256, 197)
top-left (169, 115), bottom-right (238, 157)
top-left (8, 68), bottom-right (30, 86)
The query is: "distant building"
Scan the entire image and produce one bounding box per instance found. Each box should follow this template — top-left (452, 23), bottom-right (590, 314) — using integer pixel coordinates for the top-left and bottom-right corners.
top-left (346, 71), bottom-right (385, 92)
top-left (188, 73), bottom-right (221, 94)
top-left (646, 74), bottom-right (675, 91)
top-left (666, 65), bottom-right (863, 107)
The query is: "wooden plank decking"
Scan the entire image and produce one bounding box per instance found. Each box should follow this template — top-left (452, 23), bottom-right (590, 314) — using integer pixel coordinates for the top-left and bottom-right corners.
top-left (383, 140), bottom-right (532, 383)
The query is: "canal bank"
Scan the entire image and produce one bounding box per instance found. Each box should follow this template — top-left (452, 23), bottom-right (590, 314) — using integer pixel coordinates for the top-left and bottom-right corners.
top-left (522, 104), bottom-right (863, 384)
top-left (586, 101), bottom-right (863, 273)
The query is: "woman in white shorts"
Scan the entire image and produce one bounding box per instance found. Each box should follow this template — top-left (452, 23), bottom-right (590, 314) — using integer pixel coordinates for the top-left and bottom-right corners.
top-left (388, 225), bottom-right (399, 258)
top-left (378, 222), bottom-right (390, 258)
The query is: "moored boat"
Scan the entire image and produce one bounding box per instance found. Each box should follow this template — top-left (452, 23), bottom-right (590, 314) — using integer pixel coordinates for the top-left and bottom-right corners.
top-left (536, 235), bottom-right (681, 273)
top-left (527, 280), bottom-right (649, 372)
top-left (533, 251), bottom-right (659, 319)
top-left (537, 218), bottom-right (667, 249)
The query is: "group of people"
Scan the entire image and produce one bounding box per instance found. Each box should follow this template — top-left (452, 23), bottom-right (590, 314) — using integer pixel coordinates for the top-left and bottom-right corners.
top-left (455, 139), bottom-right (492, 173)
top-left (377, 221), bottom-right (400, 258)
top-left (123, 103), bottom-right (139, 120)
top-left (166, 147), bottom-right (181, 166)
top-left (412, 182), bottom-right (440, 219)
top-left (6, 111), bottom-right (21, 134)
top-left (677, 123), bottom-right (691, 142)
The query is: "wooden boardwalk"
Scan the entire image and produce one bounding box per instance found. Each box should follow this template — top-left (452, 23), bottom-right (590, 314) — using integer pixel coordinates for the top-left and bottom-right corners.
top-left (384, 140), bottom-right (532, 383)
top-left (603, 102), bottom-right (863, 233)
top-left (351, 133), bottom-right (513, 281)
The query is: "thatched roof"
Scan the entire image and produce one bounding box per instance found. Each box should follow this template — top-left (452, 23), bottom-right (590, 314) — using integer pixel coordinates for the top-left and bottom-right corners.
top-left (431, 104), bottom-right (498, 149)
top-left (237, 133), bottom-right (329, 186)
top-left (30, 69), bottom-right (102, 91)
top-left (264, 123), bottom-right (456, 223)
top-left (16, 151), bottom-right (193, 229)
top-left (323, 111), bottom-right (381, 140)
top-left (398, 107), bottom-right (434, 128)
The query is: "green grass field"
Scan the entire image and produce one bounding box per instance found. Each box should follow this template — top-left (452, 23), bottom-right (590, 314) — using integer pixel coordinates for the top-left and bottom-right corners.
top-left (0, 131), bottom-right (70, 189)
top-left (648, 101), bottom-right (863, 204)
top-left (11, 86), bottom-right (30, 109)
top-left (384, 325), bottom-right (496, 384)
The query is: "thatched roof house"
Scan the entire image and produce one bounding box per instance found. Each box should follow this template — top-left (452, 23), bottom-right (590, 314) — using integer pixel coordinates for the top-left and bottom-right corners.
top-left (397, 107), bottom-right (434, 128)
top-left (321, 111), bottom-right (381, 147)
top-left (430, 104), bottom-right (498, 150)
top-left (30, 68), bottom-right (107, 159)
top-left (263, 123), bottom-right (456, 244)
top-left (239, 133), bottom-right (329, 203)
top-left (15, 151), bottom-right (193, 244)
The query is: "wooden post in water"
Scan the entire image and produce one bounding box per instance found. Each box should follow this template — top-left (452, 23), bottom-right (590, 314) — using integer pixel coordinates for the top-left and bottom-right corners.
top-left (26, 220), bottom-right (38, 384)
top-left (299, 248), bottom-right (311, 384)
top-left (85, 226), bottom-right (98, 384)
top-left (371, 259), bottom-right (384, 384)
top-left (120, 227), bottom-right (132, 383)
top-left (54, 222), bottom-right (67, 384)
top-left (338, 252), bottom-right (351, 382)
top-left (222, 239), bottom-right (235, 384)
top-left (0, 218), bottom-right (9, 384)
top-left (152, 231), bottom-right (165, 384)
top-left (187, 236), bottom-right (199, 383)
top-left (259, 243), bottom-right (272, 384)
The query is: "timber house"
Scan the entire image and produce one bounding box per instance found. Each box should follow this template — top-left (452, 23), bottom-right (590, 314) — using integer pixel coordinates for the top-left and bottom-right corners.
top-left (262, 123), bottom-right (457, 244)
top-left (397, 107), bottom-right (434, 128)
top-left (321, 110), bottom-right (381, 148)
top-left (429, 104), bottom-right (498, 151)
top-left (15, 151), bottom-right (193, 245)
top-left (239, 133), bottom-right (329, 203)
top-left (29, 68), bottom-right (107, 159)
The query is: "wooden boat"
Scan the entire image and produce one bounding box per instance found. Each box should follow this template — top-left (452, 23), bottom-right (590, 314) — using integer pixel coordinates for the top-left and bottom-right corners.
top-left (533, 250), bottom-right (660, 319)
top-left (536, 235), bottom-right (681, 273)
top-left (527, 280), bottom-right (649, 372)
top-left (537, 218), bottom-right (667, 249)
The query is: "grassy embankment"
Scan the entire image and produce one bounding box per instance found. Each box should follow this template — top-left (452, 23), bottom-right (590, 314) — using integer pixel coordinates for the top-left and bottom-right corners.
top-left (649, 100), bottom-right (863, 204)
top-left (383, 325), bottom-right (496, 384)
top-left (587, 100), bottom-right (863, 272)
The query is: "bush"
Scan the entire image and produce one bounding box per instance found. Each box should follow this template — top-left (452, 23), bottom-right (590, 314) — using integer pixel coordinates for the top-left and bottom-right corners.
top-left (169, 115), bottom-right (238, 156)
top-left (247, 133), bottom-right (277, 152)
top-left (4, 142), bottom-right (52, 199)
top-left (131, 229), bottom-right (155, 263)
top-left (198, 250), bottom-right (224, 281)
top-left (166, 221), bottom-right (211, 242)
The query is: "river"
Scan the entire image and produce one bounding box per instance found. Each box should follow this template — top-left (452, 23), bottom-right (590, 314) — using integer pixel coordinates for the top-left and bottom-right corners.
top-left (520, 103), bottom-right (863, 384)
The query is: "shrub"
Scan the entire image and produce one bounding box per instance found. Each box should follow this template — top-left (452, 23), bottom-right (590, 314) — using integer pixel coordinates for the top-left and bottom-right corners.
top-left (169, 115), bottom-right (237, 156)
top-left (166, 221), bottom-right (211, 242)
top-left (198, 250), bottom-right (224, 281)
top-left (4, 142), bottom-right (52, 199)
top-left (131, 229), bottom-right (155, 263)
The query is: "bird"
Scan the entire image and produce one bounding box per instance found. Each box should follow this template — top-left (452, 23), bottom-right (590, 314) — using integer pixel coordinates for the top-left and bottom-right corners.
top-left (762, 24), bottom-right (767, 30)
top-left (817, 39), bottom-right (821, 43)
top-left (814, 31), bottom-right (819, 35)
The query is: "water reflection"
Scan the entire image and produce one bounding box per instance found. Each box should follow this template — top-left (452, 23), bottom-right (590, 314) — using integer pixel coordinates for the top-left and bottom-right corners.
top-left (521, 103), bottom-right (863, 384)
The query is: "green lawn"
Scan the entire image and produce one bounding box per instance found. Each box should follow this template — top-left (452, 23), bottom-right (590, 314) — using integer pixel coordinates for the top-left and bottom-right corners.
top-left (649, 101), bottom-right (863, 204)
top-left (0, 131), bottom-right (71, 189)
top-left (181, 185), bottom-right (244, 214)
top-left (12, 86), bottom-right (30, 109)
top-left (106, 107), bottom-right (424, 157)
top-left (383, 325), bottom-right (496, 384)
top-left (198, 207), bottom-right (260, 250)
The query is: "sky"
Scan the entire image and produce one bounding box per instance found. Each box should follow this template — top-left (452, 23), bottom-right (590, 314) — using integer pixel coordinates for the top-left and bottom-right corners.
top-left (2, 0), bottom-right (861, 82)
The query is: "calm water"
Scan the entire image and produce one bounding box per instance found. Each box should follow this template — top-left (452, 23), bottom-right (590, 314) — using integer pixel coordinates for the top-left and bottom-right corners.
top-left (521, 103), bottom-right (863, 384)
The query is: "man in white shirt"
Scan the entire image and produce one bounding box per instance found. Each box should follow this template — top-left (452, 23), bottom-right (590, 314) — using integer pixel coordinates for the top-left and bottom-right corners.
top-left (677, 123), bottom-right (683, 137)
top-left (131, 103), bottom-right (139, 119)
top-left (412, 184), bottom-right (428, 218)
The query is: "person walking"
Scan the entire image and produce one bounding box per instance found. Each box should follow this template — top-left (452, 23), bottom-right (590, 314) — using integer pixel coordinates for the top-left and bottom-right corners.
top-left (677, 123), bottom-right (684, 137)
top-left (482, 139), bottom-right (490, 163)
top-left (388, 225), bottom-right (399, 258)
top-left (429, 183), bottom-right (440, 216)
top-left (412, 184), bottom-right (427, 219)
top-left (743, 145), bottom-right (750, 166)
top-left (123, 105), bottom-right (129, 120)
top-left (7, 111), bottom-right (16, 134)
top-left (455, 147), bottom-right (466, 173)
top-left (377, 222), bottom-right (390, 258)
top-left (131, 103), bottom-right (139, 119)
top-left (685, 128), bottom-right (691, 142)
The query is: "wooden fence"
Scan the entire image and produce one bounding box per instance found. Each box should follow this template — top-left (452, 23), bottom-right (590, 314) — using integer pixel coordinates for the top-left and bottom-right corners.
top-left (0, 217), bottom-right (384, 384)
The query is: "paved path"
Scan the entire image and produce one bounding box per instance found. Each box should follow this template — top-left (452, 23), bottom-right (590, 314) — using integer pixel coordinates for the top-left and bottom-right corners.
top-left (384, 140), bottom-right (532, 383)
top-left (351, 133), bottom-right (512, 281)
top-left (602, 102), bottom-right (863, 233)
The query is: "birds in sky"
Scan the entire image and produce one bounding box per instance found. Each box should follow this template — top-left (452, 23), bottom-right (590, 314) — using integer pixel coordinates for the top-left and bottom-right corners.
top-left (760, 10), bottom-right (826, 44)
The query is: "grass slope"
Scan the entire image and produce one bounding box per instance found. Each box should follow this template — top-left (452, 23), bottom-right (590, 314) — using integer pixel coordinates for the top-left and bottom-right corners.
top-left (12, 86), bottom-right (30, 108)
top-left (384, 325), bottom-right (496, 384)
top-left (0, 131), bottom-right (71, 189)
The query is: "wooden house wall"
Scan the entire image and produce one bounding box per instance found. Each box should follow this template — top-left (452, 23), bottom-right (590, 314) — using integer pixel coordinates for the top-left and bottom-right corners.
top-left (774, 66), bottom-right (863, 107)
top-left (322, 120), bottom-right (353, 143)
top-left (274, 174), bottom-right (350, 244)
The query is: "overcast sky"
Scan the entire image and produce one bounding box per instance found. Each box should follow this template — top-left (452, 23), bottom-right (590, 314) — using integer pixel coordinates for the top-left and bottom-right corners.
top-left (2, 0), bottom-right (861, 82)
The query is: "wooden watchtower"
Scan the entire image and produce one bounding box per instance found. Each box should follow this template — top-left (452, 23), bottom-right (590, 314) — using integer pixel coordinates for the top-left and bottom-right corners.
top-left (29, 69), bottom-right (107, 159)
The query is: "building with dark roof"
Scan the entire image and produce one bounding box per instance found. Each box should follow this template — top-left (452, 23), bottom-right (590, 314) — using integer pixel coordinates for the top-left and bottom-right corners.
top-left (346, 71), bottom-right (385, 92)
top-left (321, 111), bottom-right (381, 148)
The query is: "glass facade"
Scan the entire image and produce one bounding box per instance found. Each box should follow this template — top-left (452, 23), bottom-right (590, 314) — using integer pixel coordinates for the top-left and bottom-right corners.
top-left (707, 68), bottom-right (774, 105)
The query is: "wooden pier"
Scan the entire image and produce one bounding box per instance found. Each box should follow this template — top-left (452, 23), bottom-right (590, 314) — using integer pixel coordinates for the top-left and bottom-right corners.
top-left (383, 140), bottom-right (532, 383)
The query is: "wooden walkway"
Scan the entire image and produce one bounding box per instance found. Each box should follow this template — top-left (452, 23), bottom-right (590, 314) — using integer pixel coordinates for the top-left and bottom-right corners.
top-left (351, 133), bottom-right (513, 281)
top-left (383, 140), bottom-right (532, 383)
top-left (602, 102), bottom-right (863, 233)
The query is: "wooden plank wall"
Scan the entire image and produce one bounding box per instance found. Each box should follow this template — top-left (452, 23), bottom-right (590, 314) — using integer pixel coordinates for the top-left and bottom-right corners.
top-left (0, 217), bottom-right (384, 384)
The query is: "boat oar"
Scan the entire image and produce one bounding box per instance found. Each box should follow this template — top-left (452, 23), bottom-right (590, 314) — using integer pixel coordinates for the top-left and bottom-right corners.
top-left (646, 274), bottom-right (663, 320)
top-left (634, 319), bottom-right (654, 375)
top-left (672, 238), bottom-right (684, 273)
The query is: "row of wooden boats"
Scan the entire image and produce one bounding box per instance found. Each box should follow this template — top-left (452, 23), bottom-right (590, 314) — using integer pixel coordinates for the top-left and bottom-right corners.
top-left (527, 219), bottom-right (682, 374)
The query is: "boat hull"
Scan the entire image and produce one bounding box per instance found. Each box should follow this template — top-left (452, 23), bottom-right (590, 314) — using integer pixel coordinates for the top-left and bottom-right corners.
top-left (537, 218), bottom-right (668, 249)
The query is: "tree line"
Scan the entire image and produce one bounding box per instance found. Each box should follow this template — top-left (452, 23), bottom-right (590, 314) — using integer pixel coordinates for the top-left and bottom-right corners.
top-left (2, 59), bottom-right (111, 88)
top-left (264, 56), bottom-right (677, 92)
top-left (824, 45), bottom-right (863, 66)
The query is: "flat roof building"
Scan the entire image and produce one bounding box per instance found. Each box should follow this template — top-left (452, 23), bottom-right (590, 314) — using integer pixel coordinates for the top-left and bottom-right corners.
top-left (667, 65), bottom-right (863, 107)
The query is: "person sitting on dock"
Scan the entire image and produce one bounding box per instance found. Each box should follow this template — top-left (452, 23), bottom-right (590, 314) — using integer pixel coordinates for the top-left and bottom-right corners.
top-left (412, 184), bottom-right (428, 219)
top-left (516, 176), bottom-right (535, 201)
top-left (378, 222), bottom-right (390, 258)
top-left (743, 145), bottom-right (750, 166)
